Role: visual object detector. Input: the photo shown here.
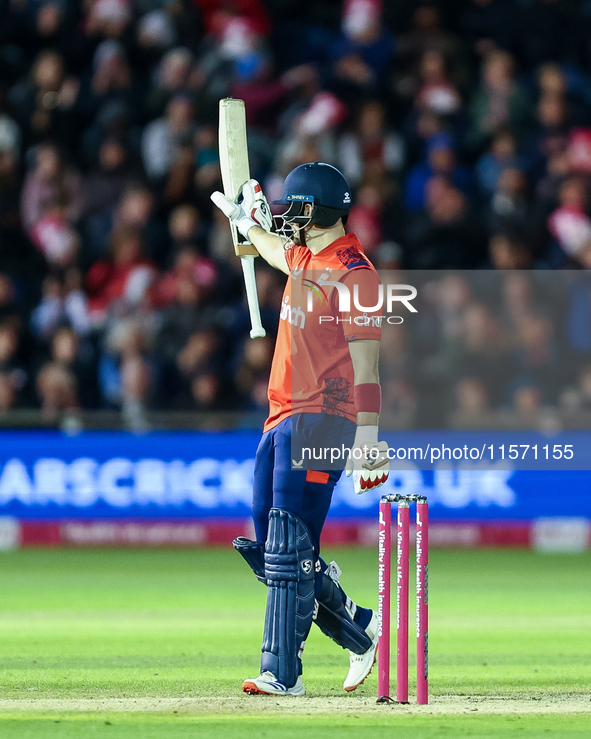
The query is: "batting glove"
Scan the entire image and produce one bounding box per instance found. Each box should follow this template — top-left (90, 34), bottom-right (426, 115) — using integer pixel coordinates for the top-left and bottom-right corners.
top-left (211, 178), bottom-right (273, 240)
top-left (346, 425), bottom-right (390, 495)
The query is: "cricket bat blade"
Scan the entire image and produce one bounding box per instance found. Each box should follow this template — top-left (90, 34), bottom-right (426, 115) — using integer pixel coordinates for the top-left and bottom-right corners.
top-left (218, 98), bottom-right (265, 339)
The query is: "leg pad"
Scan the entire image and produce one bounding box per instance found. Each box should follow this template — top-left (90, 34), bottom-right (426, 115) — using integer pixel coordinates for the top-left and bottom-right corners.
top-left (314, 560), bottom-right (372, 655)
top-left (260, 508), bottom-right (316, 688)
top-left (232, 537), bottom-right (265, 583)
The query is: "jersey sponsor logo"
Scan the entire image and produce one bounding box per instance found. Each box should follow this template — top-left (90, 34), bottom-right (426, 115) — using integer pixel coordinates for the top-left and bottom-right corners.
top-left (280, 296), bottom-right (306, 329)
top-left (337, 247), bottom-right (370, 270)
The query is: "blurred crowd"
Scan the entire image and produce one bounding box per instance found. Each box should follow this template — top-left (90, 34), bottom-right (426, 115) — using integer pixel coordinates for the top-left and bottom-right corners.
top-left (1, 0), bottom-right (591, 429)
top-left (380, 271), bottom-right (591, 429)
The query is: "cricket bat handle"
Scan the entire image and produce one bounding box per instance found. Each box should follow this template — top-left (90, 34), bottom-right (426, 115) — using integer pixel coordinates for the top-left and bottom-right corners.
top-left (240, 256), bottom-right (266, 339)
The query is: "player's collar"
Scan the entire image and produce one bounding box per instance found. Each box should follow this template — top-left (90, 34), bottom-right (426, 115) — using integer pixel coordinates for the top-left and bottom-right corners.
top-left (311, 233), bottom-right (361, 256)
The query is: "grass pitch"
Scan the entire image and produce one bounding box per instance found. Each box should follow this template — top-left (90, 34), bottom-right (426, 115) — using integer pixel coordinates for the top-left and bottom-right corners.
top-left (0, 546), bottom-right (589, 737)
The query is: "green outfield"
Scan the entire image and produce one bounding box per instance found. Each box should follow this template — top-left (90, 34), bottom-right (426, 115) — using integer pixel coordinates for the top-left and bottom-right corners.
top-left (0, 547), bottom-right (589, 738)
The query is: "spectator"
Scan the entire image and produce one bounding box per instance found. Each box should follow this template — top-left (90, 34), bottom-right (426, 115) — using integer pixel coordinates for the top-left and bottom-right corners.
top-left (330, 0), bottom-right (396, 99)
top-left (112, 185), bottom-right (166, 265)
top-left (396, 6), bottom-right (458, 67)
top-left (381, 379), bottom-right (417, 428)
top-left (36, 326), bottom-right (82, 422)
top-left (404, 177), bottom-right (482, 268)
top-left (83, 41), bottom-right (138, 125)
top-left (487, 232), bottom-right (533, 270)
top-left (404, 136), bottom-right (471, 212)
top-left (29, 200), bottom-right (81, 269)
top-left (467, 50), bottom-right (531, 151)
top-left (449, 377), bottom-right (492, 429)
top-left (235, 336), bottom-right (273, 410)
top-left (488, 166), bottom-right (530, 234)
top-left (0, 273), bottom-right (25, 326)
top-left (498, 382), bottom-right (557, 430)
top-left (476, 129), bottom-right (520, 198)
top-left (136, 10), bottom-right (177, 56)
top-left (9, 49), bottom-right (79, 147)
top-left (145, 47), bottom-right (195, 120)
top-left (0, 323), bottom-right (26, 414)
top-left (338, 100), bottom-right (404, 186)
top-left (82, 138), bottom-right (139, 220)
top-left (347, 184), bottom-right (383, 254)
top-left (563, 365), bottom-right (591, 413)
top-left (85, 225), bottom-right (157, 324)
top-left (99, 318), bottom-right (152, 430)
top-left (152, 269), bottom-right (219, 408)
top-left (141, 94), bottom-right (195, 182)
top-left (0, 115), bottom-right (23, 239)
top-left (26, 3), bottom-right (82, 70)
top-left (151, 243), bottom-right (217, 308)
top-left (31, 271), bottom-right (91, 340)
top-left (176, 329), bottom-right (223, 409)
top-left (547, 177), bottom-right (591, 265)
top-left (513, 313), bottom-right (557, 392)
top-left (526, 91), bottom-right (570, 180)
top-left (415, 49), bottom-right (461, 117)
top-left (20, 143), bottom-right (83, 233)
top-left (85, 0), bottom-right (133, 40)
top-left (167, 205), bottom-right (202, 253)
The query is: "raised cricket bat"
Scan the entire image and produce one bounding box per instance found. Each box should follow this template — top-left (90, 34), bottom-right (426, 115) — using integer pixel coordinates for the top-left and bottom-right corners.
top-left (218, 98), bottom-right (266, 339)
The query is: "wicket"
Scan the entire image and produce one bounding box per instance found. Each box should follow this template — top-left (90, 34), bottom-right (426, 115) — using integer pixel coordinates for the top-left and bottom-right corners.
top-left (377, 494), bottom-right (429, 705)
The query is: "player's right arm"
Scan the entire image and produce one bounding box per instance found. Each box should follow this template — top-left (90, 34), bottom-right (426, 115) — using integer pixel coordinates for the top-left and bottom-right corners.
top-left (246, 227), bottom-right (289, 274)
top-left (211, 180), bottom-right (289, 274)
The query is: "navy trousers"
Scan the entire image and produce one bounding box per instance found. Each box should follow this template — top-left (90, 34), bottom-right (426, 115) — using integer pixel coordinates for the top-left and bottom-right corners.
top-left (252, 413), bottom-right (356, 554)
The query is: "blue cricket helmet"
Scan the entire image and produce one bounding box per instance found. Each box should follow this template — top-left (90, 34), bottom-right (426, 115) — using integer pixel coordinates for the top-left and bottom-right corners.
top-left (272, 162), bottom-right (352, 228)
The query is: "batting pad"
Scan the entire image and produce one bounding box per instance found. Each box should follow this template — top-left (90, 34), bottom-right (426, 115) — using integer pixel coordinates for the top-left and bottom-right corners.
top-left (315, 566), bottom-right (373, 655)
top-left (261, 508), bottom-right (316, 688)
top-left (232, 536), bottom-right (265, 583)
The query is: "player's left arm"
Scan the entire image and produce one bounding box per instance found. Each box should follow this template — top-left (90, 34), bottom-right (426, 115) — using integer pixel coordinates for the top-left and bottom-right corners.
top-left (348, 339), bottom-right (380, 427)
top-left (346, 338), bottom-right (390, 493)
top-left (343, 268), bottom-right (389, 493)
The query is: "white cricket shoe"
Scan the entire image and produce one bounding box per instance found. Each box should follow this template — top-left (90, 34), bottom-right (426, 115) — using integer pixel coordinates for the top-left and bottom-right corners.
top-left (242, 671), bottom-right (306, 696)
top-left (343, 611), bottom-right (379, 692)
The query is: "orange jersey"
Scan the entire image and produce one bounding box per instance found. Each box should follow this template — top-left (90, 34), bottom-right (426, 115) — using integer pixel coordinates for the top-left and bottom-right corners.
top-left (264, 233), bottom-right (382, 432)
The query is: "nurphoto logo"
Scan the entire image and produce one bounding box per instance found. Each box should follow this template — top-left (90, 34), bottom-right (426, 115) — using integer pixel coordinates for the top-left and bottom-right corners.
top-left (305, 282), bottom-right (418, 314)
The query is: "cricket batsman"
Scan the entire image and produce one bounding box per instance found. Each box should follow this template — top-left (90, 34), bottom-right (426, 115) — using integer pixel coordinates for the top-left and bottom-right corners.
top-left (211, 162), bottom-right (389, 696)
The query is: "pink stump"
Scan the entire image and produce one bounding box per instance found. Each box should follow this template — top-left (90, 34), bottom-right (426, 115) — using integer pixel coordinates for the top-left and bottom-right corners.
top-left (377, 499), bottom-right (391, 700)
top-left (416, 499), bottom-right (429, 705)
top-left (396, 500), bottom-right (410, 704)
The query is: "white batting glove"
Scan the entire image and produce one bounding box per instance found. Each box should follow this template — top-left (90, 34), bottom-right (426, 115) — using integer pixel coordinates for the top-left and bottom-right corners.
top-left (211, 178), bottom-right (272, 240)
top-left (346, 425), bottom-right (390, 495)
